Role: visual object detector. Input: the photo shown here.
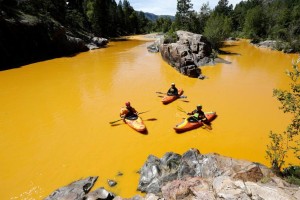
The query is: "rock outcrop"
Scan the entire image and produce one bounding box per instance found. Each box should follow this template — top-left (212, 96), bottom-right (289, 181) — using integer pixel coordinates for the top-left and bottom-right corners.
top-left (44, 149), bottom-right (300, 200)
top-left (250, 40), bottom-right (296, 53)
top-left (133, 148), bottom-right (300, 199)
top-left (155, 31), bottom-right (213, 78)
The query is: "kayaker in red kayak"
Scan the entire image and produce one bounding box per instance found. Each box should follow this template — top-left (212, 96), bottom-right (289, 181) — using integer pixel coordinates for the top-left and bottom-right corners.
top-left (167, 83), bottom-right (179, 96)
top-left (120, 102), bottom-right (138, 119)
top-left (187, 105), bottom-right (208, 123)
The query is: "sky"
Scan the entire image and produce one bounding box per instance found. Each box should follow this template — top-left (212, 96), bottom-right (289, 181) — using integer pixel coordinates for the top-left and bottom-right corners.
top-left (128, 0), bottom-right (242, 16)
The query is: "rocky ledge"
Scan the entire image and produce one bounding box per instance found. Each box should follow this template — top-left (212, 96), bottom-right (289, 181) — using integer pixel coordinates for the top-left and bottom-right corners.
top-left (0, 9), bottom-right (108, 70)
top-left (45, 148), bottom-right (300, 200)
top-left (250, 40), bottom-right (296, 53)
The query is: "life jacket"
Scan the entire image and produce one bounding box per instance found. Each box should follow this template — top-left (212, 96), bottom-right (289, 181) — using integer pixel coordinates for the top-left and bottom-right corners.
top-left (192, 109), bottom-right (205, 120)
top-left (193, 112), bottom-right (200, 119)
top-left (120, 106), bottom-right (136, 118)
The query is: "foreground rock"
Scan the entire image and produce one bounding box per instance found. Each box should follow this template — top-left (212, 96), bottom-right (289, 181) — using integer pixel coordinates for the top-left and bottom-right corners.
top-left (45, 176), bottom-right (98, 200)
top-left (44, 176), bottom-right (115, 200)
top-left (150, 31), bottom-right (214, 78)
top-left (45, 149), bottom-right (300, 200)
top-left (133, 148), bottom-right (300, 199)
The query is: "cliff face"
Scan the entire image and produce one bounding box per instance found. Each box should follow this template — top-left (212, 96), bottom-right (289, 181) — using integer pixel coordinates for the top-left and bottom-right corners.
top-left (0, 8), bottom-right (108, 70)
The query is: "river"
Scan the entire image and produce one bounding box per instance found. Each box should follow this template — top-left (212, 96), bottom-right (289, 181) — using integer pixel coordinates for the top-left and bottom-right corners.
top-left (0, 37), bottom-right (298, 199)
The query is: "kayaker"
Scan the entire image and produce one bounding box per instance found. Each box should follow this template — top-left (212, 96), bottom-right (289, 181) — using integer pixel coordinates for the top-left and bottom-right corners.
top-left (187, 105), bottom-right (208, 123)
top-left (120, 102), bottom-right (138, 119)
top-left (167, 83), bottom-right (179, 96)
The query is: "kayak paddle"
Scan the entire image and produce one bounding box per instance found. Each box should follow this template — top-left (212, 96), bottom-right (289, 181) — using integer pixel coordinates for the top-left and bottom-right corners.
top-left (109, 111), bottom-right (150, 125)
top-left (110, 117), bottom-right (157, 126)
top-left (156, 92), bottom-right (187, 98)
top-left (177, 106), bottom-right (212, 130)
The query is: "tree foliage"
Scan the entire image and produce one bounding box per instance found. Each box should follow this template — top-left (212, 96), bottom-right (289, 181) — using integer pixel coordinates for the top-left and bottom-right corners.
top-left (3, 0), bottom-right (300, 51)
top-left (174, 0), bottom-right (194, 31)
top-left (266, 56), bottom-right (300, 173)
top-left (204, 13), bottom-right (232, 49)
top-left (8, 0), bottom-right (150, 38)
top-left (243, 6), bottom-right (266, 38)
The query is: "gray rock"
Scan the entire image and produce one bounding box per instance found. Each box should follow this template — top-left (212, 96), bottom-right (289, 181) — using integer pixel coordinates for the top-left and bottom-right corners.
top-left (91, 37), bottom-right (108, 47)
top-left (44, 176), bottom-right (98, 200)
top-left (158, 30), bottom-right (213, 78)
top-left (107, 179), bottom-right (117, 187)
top-left (136, 149), bottom-right (300, 199)
top-left (84, 187), bottom-right (115, 200)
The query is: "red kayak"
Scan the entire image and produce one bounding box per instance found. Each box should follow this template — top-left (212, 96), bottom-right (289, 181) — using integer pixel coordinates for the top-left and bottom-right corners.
top-left (161, 89), bottom-right (184, 104)
top-left (124, 115), bottom-right (147, 133)
top-left (174, 111), bottom-right (217, 133)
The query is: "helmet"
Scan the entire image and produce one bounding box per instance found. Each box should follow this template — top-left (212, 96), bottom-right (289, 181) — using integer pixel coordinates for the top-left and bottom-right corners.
top-left (171, 83), bottom-right (175, 86)
top-left (125, 102), bottom-right (130, 106)
top-left (197, 104), bottom-right (202, 108)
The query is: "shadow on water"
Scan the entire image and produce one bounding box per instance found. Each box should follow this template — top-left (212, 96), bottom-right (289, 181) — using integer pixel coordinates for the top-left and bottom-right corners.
top-left (219, 49), bottom-right (241, 56)
top-left (0, 52), bottom-right (82, 71)
top-left (212, 50), bottom-right (241, 65)
top-left (222, 44), bottom-right (239, 48)
top-left (109, 37), bottom-right (129, 41)
top-left (110, 118), bottom-right (157, 127)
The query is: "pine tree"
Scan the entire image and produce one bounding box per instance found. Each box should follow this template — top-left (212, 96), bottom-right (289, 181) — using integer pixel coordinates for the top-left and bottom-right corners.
top-left (175, 0), bottom-right (194, 31)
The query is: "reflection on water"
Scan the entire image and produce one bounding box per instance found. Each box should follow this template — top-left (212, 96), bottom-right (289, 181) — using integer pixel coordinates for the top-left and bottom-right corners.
top-left (0, 39), bottom-right (298, 199)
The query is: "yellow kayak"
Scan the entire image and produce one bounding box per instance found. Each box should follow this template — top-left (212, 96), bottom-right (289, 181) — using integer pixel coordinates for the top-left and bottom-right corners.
top-left (124, 115), bottom-right (147, 133)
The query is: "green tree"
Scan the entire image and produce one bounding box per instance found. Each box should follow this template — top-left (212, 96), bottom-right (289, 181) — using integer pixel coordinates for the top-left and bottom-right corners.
top-left (153, 17), bottom-right (172, 33)
top-left (214, 0), bottom-right (233, 16)
top-left (115, 0), bottom-right (125, 35)
top-left (123, 0), bottom-right (135, 34)
top-left (91, 0), bottom-right (109, 36)
top-left (243, 6), bottom-right (266, 38)
top-left (197, 2), bottom-right (211, 33)
top-left (204, 13), bottom-right (232, 49)
top-left (266, 56), bottom-right (300, 173)
top-left (137, 11), bottom-right (149, 34)
top-left (174, 0), bottom-right (194, 31)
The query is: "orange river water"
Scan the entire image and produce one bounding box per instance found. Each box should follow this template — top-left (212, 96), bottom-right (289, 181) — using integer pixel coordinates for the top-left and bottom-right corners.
top-left (0, 37), bottom-right (299, 199)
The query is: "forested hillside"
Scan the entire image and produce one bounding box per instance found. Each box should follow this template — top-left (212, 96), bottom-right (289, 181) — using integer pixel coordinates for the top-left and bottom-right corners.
top-left (161, 0), bottom-right (300, 51)
top-left (1, 0), bottom-right (300, 69)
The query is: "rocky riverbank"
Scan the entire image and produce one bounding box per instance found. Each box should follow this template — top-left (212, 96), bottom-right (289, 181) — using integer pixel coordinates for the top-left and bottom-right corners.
top-left (0, 8), bottom-right (108, 70)
top-left (45, 148), bottom-right (300, 200)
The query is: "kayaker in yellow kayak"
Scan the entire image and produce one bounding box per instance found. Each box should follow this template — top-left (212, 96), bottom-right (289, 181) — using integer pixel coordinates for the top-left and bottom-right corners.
top-left (167, 83), bottom-right (179, 96)
top-left (120, 102), bottom-right (138, 119)
top-left (187, 105), bottom-right (208, 123)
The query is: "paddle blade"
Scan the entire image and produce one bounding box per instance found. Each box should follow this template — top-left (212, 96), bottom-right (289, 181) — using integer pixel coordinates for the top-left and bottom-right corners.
top-left (110, 123), bottom-right (122, 127)
top-left (145, 118), bottom-right (157, 121)
top-left (202, 123), bottom-right (212, 130)
top-left (177, 106), bottom-right (187, 114)
top-left (109, 118), bottom-right (123, 124)
top-left (180, 99), bottom-right (189, 103)
top-left (156, 91), bottom-right (166, 95)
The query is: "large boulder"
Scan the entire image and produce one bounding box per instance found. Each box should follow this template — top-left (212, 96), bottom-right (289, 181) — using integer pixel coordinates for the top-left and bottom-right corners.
top-left (159, 31), bottom-right (213, 78)
top-left (136, 148), bottom-right (300, 199)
